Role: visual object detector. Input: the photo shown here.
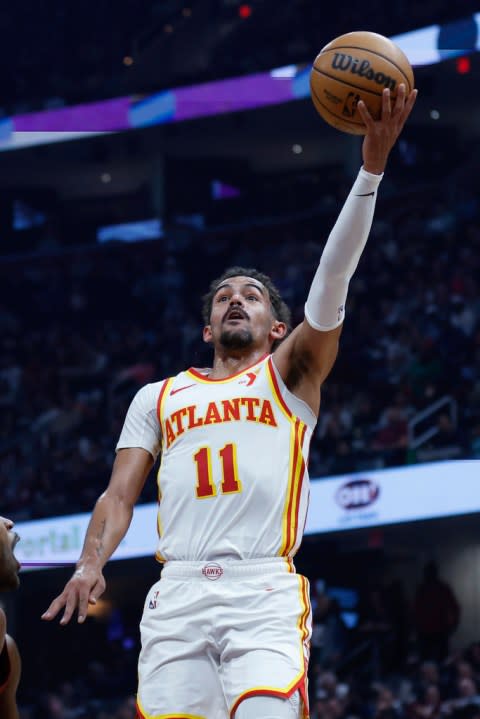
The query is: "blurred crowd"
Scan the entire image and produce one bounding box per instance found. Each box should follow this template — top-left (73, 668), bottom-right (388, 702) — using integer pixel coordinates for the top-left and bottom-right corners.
top-left (1, 158), bottom-right (479, 522)
top-left (307, 561), bottom-right (476, 719)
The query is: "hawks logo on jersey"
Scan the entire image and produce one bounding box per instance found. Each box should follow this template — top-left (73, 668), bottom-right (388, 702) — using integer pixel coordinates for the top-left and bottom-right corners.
top-left (163, 397), bottom-right (278, 448)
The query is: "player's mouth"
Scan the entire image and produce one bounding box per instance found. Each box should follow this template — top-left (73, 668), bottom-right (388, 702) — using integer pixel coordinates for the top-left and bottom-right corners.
top-left (224, 309), bottom-right (249, 323)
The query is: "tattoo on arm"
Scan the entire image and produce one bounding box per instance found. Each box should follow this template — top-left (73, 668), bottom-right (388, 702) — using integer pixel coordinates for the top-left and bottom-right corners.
top-left (95, 520), bottom-right (106, 559)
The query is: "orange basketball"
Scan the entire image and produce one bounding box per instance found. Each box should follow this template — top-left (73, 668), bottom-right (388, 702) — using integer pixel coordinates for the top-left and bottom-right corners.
top-left (310, 31), bottom-right (414, 135)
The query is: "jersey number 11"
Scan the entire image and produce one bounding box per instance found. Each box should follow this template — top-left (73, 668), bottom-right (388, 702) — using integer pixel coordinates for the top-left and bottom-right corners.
top-left (193, 443), bottom-right (242, 499)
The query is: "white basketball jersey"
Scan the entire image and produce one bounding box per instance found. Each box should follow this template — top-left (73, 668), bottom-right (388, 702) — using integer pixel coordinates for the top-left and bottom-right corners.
top-left (154, 355), bottom-right (316, 562)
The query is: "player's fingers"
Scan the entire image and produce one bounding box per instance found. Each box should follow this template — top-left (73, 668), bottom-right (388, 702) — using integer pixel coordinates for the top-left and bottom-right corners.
top-left (357, 100), bottom-right (374, 129)
top-left (404, 88), bottom-right (418, 117)
top-left (88, 578), bottom-right (105, 605)
top-left (393, 83), bottom-right (406, 115)
top-left (41, 594), bottom-right (67, 621)
top-left (381, 88), bottom-right (392, 119)
top-left (76, 583), bottom-right (96, 623)
top-left (60, 590), bottom-right (80, 626)
top-left (397, 88), bottom-right (418, 130)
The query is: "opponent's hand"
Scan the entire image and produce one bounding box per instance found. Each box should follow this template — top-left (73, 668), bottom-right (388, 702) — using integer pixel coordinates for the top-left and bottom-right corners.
top-left (41, 565), bottom-right (106, 625)
top-left (358, 83), bottom-right (418, 175)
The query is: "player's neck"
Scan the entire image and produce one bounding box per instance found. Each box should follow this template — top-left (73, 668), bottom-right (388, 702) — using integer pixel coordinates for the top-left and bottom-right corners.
top-left (209, 348), bottom-right (269, 380)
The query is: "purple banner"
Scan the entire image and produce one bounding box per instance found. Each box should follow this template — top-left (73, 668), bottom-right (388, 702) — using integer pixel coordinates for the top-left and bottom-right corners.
top-left (174, 72), bottom-right (293, 121)
top-left (14, 96), bottom-right (131, 132)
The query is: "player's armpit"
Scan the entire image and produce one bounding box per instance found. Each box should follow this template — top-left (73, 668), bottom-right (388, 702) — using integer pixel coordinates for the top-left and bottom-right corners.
top-left (273, 320), bottom-right (342, 415)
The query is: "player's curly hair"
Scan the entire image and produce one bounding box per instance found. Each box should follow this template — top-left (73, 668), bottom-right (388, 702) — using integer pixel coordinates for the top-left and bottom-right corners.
top-left (202, 266), bottom-right (292, 350)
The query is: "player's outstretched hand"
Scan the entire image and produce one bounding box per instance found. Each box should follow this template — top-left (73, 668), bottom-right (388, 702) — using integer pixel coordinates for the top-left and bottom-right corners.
top-left (358, 83), bottom-right (418, 175)
top-left (41, 565), bottom-right (106, 625)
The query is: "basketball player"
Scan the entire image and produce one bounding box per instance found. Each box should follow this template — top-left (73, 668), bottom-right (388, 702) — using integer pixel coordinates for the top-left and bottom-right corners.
top-left (43, 86), bottom-right (417, 719)
top-left (0, 517), bottom-right (21, 719)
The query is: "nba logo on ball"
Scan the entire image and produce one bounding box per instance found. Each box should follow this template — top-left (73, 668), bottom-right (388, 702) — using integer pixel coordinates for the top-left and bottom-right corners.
top-left (202, 562), bottom-right (224, 580)
top-left (342, 93), bottom-right (360, 118)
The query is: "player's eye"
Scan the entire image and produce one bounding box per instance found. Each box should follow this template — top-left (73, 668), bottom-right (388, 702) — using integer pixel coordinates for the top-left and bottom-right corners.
top-left (246, 295), bottom-right (258, 301)
top-left (216, 295), bottom-right (229, 302)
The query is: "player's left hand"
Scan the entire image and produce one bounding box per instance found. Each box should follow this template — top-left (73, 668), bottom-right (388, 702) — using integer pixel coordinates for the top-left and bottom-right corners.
top-left (358, 83), bottom-right (418, 175)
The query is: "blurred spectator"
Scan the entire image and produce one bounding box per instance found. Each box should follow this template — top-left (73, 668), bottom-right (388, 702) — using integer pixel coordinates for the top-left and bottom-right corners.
top-left (357, 585), bottom-right (396, 679)
top-left (312, 595), bottom-right (350, 669)
top-left (426, 414), bottom-right (465, 457)
top-left (414, 562), bottom-right (460, 662)
top-left (371, 407), bottom-right (408, 465)
top-left (374, 684), bottom-right (402, 719)
top-left (409, 684), bottom-right (442, 719)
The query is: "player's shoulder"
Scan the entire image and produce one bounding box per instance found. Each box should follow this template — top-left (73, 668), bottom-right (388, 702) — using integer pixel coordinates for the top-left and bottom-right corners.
top-left (4, 635), bottom-right (20, 674)
top-left (133, 378), bottom-right (174, 402)
top-left (0, 608), bottom-right (5, 646)
top-left (0, 632), bottom-right (21, 715)
top-left (130, 374), bottom-right (191, 413)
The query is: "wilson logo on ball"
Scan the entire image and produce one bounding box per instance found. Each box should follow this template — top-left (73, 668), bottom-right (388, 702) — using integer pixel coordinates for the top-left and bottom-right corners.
top-left (331, 53), bottom-right (397, 91)
top-left (336, 479), bottom-right (380, 510)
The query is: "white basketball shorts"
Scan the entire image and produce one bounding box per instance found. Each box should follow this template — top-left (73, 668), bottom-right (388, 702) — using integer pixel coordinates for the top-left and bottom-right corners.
top-left (136, 557), bottom-right (311, 719)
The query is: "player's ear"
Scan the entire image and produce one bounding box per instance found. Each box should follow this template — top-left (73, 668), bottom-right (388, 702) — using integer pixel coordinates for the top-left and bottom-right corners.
top-left (270, 321), bottom-right (287, 342)
top-left (203, 325), bottom-right (213, 344)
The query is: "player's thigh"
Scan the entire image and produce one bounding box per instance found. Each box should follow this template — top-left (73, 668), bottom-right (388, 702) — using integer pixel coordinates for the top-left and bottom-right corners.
top-left (138, 579), bottom-right (228, 718)
top-left (235, 692), bottom-right (302, 719)
top-left (137, 651), bottom-right (227, 719)
top-left (222, 573), bottom-right (311, 713)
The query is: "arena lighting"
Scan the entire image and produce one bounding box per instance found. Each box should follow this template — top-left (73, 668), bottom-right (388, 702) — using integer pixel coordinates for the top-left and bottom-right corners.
top-left (456, 56), bottom-right (471, 73)
top-left (87, 598), bottom-right (114, 619)
top-left (238, 4), bottom-right (252, 18)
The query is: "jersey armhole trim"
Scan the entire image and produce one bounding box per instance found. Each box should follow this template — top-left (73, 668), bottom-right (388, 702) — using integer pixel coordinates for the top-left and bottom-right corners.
top-left (266, 356), bottom-right (293, 420)
top-left (268, 357), bottom-right (317, 428)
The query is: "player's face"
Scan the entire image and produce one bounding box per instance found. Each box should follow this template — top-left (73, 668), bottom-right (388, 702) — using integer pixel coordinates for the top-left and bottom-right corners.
top-left (205, 276), bottom-right (281, 351)
top-left (0, 517), bottom-right (20, 591)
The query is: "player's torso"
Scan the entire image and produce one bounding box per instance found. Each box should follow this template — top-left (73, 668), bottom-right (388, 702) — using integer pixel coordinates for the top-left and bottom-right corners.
top-left (156, 355), bottom-right (315, 561)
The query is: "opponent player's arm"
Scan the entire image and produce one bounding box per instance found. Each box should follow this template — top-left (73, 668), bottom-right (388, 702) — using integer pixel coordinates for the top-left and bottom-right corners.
top-left (0, 611), bottom-right (21, 719)
top-left (42, 447), bottom-right (153, 625)
top-left (274, 85), bottom-right (417, 412)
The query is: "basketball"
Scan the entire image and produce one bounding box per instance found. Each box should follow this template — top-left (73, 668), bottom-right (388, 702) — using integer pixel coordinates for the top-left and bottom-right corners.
top-left (310, 31), bottom-right (414, 135)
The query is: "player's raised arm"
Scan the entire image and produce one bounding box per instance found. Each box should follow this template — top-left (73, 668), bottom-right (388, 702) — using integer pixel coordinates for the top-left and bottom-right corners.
top-left (42, 446), bottom-right (154, 625)
top-left (274, 84), bottom-right (417, 414)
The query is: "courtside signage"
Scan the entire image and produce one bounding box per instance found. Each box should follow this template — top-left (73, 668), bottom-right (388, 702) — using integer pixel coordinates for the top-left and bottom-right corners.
top-left (305, 459), bottom-right (480, 534)
top-left (14, 460), bottom-right (480, 570)
top-left (15, 503), bottom-right (158, 570)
